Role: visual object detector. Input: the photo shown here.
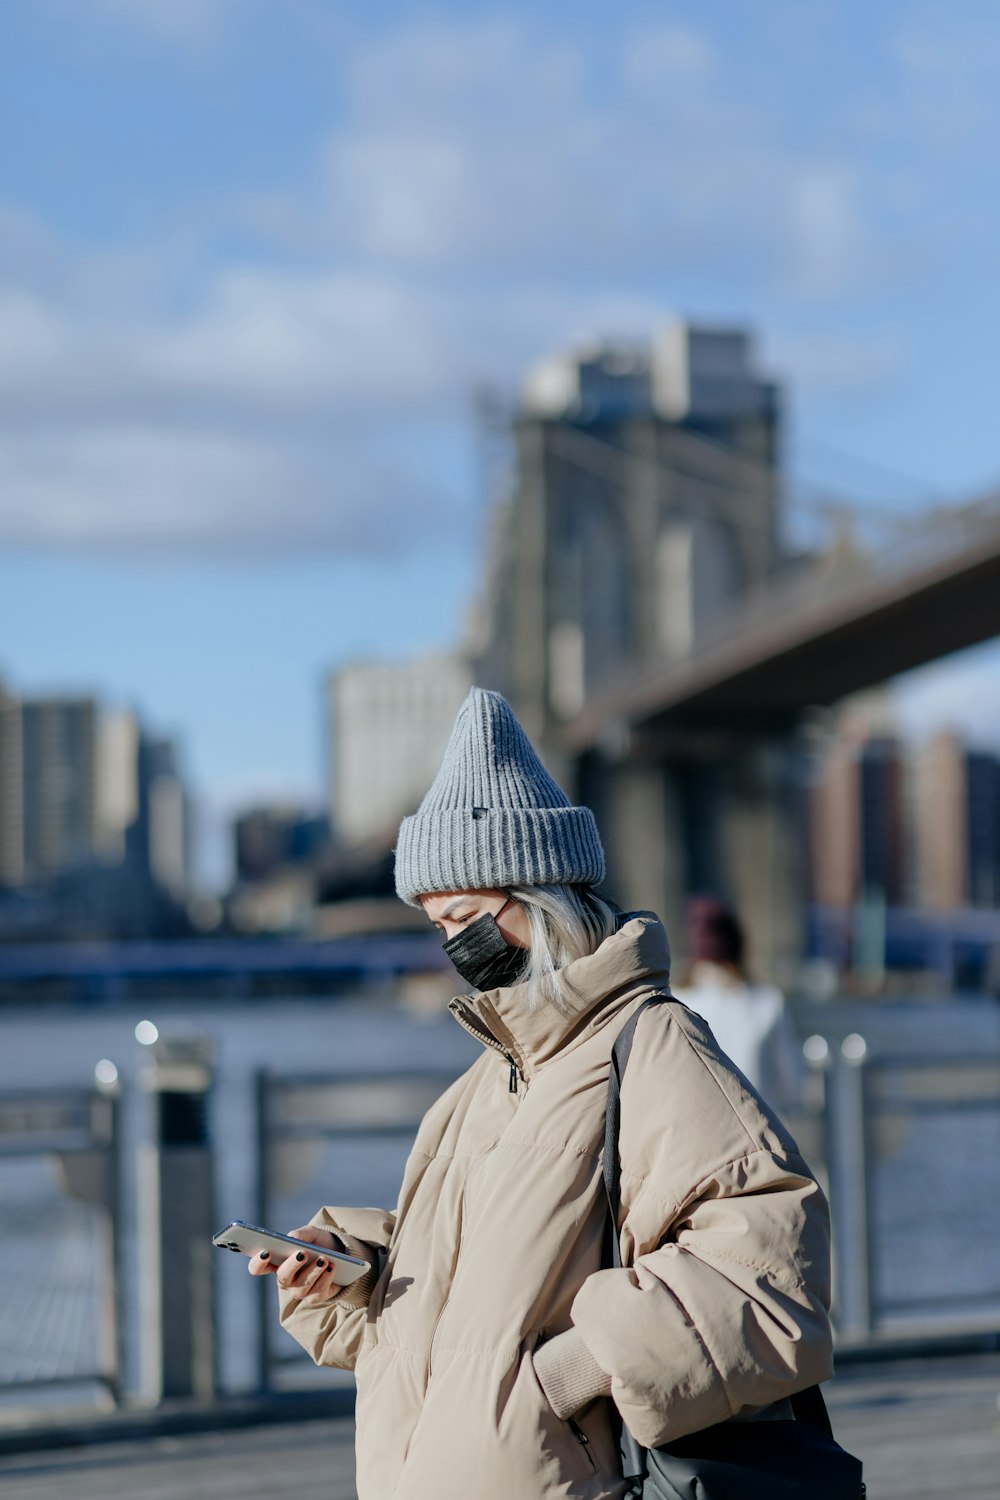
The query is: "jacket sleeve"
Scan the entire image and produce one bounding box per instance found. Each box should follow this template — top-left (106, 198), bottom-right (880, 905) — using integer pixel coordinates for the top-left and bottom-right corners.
top-left (277, 1205), bottom-right (395, 1371)
top-left (569, 1006), bottom-right (834, 1446)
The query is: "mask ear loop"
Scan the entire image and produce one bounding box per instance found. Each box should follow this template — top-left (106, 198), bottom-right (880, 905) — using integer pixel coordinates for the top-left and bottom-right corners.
top-left (492, 895), bottom-right (514, 924)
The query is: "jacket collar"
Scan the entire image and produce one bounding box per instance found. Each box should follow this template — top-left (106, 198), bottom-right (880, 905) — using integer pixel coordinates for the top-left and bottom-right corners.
top-left (448, 912), bottom-right (671, 1076)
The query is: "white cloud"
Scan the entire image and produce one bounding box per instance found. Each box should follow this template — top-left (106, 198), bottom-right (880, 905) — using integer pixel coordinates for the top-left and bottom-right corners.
top-left (785, 165), bottom-right (870, 297)
top-left (0, 422), bottom-right (435, 558)
top-left (0, 223), bottom-right (669, 557)
top-left (148, 268), bottom-right (453, 409)
top-left (51, 0), bottom-right (242, 53)
top-left (1, 11), bottom-right (954, 559)
top-left (245, 15), bottom-right (875, 295)
top-left (621, 22), bottom-right (718, 86)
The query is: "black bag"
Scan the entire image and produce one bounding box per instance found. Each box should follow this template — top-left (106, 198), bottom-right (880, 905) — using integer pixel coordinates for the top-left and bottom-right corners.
top-left (603, 997), bottom-right (865, 1499)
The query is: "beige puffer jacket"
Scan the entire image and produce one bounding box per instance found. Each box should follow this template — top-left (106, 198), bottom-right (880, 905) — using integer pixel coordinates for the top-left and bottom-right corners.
top-left (279, 915), bottom-right (833, 1500)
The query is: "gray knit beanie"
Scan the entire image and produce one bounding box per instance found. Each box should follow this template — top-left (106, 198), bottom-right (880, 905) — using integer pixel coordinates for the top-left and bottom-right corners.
top-left (394, 688), bottom-right (605, 906)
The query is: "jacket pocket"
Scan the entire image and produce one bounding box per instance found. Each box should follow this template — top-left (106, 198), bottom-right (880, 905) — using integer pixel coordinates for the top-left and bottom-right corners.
top-left (521, 1338), bottom-right (601, 1481)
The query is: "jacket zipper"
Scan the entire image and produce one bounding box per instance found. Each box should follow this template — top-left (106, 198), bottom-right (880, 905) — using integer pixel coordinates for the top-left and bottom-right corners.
top-left (567, 1417), bottom-right (597, 1470)
top-left (450, 1000), bottom-right (525, 1093)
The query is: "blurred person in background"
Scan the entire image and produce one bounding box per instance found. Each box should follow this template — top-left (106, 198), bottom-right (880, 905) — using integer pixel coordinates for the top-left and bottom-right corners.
top-left (249, 689), bottom-right (832, 1499)
top-left (672, 896), bottom-right (804, 1112)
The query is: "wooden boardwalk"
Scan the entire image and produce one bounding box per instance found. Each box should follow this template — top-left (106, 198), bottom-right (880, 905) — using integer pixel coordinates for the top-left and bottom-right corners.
top-left (1, 1354), bottom-right (997, 1499)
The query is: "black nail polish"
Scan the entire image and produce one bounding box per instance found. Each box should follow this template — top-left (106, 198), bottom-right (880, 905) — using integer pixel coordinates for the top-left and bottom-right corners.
top-left (259, 1251), bottom-right (269, 1260)
top-left (295, 1251), bottom-right (305, 1261)
top-left (315, 1260), bottom-right (325, 1268)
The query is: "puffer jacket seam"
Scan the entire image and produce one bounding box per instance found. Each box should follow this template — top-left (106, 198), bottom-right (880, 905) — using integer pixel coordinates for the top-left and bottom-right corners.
top-left (421, 1342), bottom-right (523, 1360)
top-left (668, 1239), bottom-right (812, 1293)
top-left (494, 1137), bottom-right (602, 1162)
top-left (673, 1147), bottom-right (815, 1222)
top-left (409, 1144), bottom-right (512, 1164)
top-left (360, 1340), bottom-right (435, 1358)
top-left (624, 1146), bottom-right (814, 1240)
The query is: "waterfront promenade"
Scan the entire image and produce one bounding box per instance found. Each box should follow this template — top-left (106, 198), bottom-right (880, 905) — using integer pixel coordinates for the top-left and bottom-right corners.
top-left (0, 1353), bottom-right (997, 1499)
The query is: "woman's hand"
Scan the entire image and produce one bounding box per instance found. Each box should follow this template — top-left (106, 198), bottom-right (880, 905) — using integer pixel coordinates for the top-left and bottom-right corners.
top-left (247, 1225), bottom-right (344, 1306)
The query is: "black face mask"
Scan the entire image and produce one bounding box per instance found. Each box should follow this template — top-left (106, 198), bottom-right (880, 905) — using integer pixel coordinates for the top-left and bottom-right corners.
top-left (442, 899), bottom-right (528, 992)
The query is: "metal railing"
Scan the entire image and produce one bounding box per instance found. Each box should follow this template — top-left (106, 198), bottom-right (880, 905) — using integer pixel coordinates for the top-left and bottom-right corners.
top-left (796, 1035), bottom-right (1000, 1347)
top-left (0, 1082), bottom-right (123, 1405)
top-left (253, 1068), bottom-right (460, 1394)
top-left (2, 1027), bottom-right (997, 1413)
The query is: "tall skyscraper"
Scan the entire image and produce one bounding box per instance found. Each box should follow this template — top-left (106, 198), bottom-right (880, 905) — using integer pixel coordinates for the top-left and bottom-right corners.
top-left (809, 737), bottom-right (858, 908)
top-left (328, 656), bottom-right (472, 847)
top-left (0, 683), bottom-right (23, 887)
top-left (809, 724), bottom-right (1000, 914)
top-left (0, 684), bottom-right (192, 932)
top-left (96, 707), bottom-right (139, 860)
top-left (809, 728), bottom-right (908, 908)
top-left (966, 751), bottom-right (1000, 905)
top-left (913, 732), bottom-right (1000, 909)
top-left (21, 697), bottom-right (100, 881)
top-left (856, 736), bottom-right (908, 905)
top-left (132, 734), bottom-right (190, 900)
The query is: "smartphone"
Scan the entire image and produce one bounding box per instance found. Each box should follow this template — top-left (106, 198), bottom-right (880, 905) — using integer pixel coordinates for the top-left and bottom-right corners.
top-left (212, 1220), bottom-right (369, 1285)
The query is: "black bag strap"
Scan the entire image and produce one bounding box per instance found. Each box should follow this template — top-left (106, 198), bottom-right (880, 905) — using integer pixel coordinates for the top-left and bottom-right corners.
top-left (601, 995), bottom-right (835, 1446)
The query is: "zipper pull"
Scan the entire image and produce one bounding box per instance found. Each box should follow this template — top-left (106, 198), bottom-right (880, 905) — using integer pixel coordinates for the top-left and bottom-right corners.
top-left (568, 1417), bottom-right (589, 1448)
top-left (507, 1055), bottom-right (519, 1093)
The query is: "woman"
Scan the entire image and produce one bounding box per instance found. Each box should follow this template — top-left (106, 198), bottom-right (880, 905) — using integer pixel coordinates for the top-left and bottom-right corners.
top-left (250, 688), bottom-right (833, 1499)
top-left (672, 895), bottom-right (805, 1111)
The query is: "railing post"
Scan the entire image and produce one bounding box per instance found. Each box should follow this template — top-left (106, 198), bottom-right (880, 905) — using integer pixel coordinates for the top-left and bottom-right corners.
top-left (94, 1068), bottom-right (125, 1404)
top-left (254, 1068), bottom-right (271, 1397)
top-left (823, 1033), bottom-right (875, 1341)
top-left (139, 1035), bottom-right (217, 1403)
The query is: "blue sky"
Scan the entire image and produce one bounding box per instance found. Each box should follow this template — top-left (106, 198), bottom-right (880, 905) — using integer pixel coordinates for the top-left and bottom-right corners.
top-left (2, 0), bottom-right (1000, 885)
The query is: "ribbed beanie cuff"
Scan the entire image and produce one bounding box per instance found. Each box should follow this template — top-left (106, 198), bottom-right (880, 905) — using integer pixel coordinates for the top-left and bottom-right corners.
top-left (394, 688), bottom-right (605, 905)
top-left (396, 805), bottom-right (604, 905)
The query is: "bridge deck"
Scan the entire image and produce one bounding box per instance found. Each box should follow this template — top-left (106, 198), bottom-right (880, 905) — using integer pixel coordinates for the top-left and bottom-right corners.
top-left (0, 1354), bottom-right (997, 1499)
top-left (563, 505), bottom-right (1000, 747)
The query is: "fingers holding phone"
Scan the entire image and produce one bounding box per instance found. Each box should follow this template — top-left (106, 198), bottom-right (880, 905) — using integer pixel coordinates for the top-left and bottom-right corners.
top-left (249, 1224), bottom-right (340, 1303)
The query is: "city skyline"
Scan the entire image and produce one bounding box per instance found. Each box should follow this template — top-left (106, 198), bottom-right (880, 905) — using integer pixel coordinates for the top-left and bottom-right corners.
top-left (3, 1), bottom-right (1000, 887)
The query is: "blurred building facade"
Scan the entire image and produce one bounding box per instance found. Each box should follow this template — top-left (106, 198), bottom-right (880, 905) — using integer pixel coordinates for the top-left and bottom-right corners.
top-left (234, 804), bottom-right (329, 884)
top-left (224, 802), bottom-right (332, 934)
top-left (911, 732), bottom-right (1000, 910)
top-left (327, 655), bottom-right (471, 847)
top-left (0, 682), bottom-right (193, 938)
top-left (0, 682), bottom-right (23, 887)
top-left (21, 697), bottom-right (101, 881)
top-left (808, 721), bottom-right (1000, 913)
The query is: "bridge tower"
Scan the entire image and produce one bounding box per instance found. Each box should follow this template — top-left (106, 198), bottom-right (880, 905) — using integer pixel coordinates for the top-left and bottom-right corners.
top-left (473, 324), bottom-right (803, 973)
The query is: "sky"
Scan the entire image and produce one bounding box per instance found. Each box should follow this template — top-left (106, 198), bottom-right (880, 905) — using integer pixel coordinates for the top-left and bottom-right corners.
top-left (2, 0), bottom-right (1000, 886)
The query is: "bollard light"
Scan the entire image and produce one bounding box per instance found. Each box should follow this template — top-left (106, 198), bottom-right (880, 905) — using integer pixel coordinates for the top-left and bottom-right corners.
top-left (94, 1059), bottom-right (119, 1090)
top-left (802, 1034), bottom-right (830, 1068)
top-left (841, 1032), bottom-right (868, 1065)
